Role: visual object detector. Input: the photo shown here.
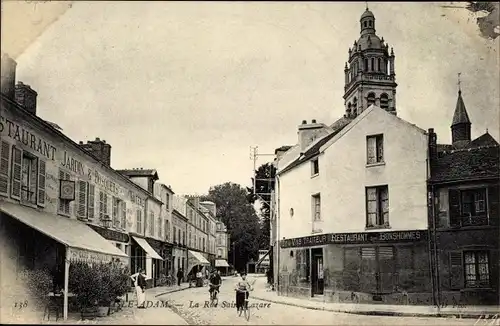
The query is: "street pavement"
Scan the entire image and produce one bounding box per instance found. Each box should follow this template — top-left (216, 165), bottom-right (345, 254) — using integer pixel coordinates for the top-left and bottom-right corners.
top-left (154, 276), bottom-right (481, 325)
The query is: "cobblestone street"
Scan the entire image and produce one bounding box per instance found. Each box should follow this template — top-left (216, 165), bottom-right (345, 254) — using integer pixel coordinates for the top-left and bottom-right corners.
top-left (154, 277), bottom-right (480, 325)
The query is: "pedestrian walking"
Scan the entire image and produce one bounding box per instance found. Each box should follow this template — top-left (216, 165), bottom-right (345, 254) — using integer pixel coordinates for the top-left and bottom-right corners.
top-left (176, 268), bottom-right (183, 286)
top-left (130, 269), bottom-right (147, 308)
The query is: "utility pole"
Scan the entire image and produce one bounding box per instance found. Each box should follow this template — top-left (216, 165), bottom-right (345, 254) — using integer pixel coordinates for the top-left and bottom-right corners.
top-left (249, 146), bottom-right (275, 205)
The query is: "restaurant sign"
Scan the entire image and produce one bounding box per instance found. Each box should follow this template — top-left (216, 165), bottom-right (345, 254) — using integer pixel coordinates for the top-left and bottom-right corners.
top-left (68, 247), bottom-right (125, 264)
top-left (280, 230), bottom-right (427, 248)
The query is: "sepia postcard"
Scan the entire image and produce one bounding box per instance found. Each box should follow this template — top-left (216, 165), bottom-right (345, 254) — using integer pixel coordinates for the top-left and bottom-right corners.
top-left (1, 1), bottom-right (499, 325)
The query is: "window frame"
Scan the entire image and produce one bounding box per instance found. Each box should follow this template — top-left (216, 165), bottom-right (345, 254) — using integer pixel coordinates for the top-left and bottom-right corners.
top-left (311, 158), bottom-right (319, 177)
top-left (366, 134), bottom-right (384, 165)
top-left (20, 152), bottom-right (38, 206)
top-left (463, 250), bottom-right (491, 288)
top-left (366, 185), bottom-right (390, 228)
top-left (312, 193), bottom-right (321, 221)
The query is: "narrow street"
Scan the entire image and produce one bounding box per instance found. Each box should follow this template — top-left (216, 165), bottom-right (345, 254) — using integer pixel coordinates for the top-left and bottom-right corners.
top-left (153, 277), bottom-right (476, 325)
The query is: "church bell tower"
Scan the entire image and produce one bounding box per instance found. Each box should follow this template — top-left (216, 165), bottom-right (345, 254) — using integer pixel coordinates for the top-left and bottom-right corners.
top-left (343, 7), bottom-right (398, 118)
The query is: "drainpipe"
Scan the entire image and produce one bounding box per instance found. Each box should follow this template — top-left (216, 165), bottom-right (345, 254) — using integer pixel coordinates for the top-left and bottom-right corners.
top-left (276, 174), bottom-right (281, 296)
top-left (431, 184), bottom-right (441, 313)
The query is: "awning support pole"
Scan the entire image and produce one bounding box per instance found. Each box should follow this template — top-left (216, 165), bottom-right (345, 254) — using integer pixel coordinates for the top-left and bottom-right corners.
top-left (64, 247), bottom-right (70, 320)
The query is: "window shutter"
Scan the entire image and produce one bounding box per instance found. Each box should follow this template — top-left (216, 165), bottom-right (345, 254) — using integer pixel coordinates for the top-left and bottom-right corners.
top-left (121, 201), bottom-right (126, 229)
top-left (0, 141), bottom-right (10, 195)
top-left (77, 181), bottom-right (87, 219)
top-left (376, 136), bottom-right (384, 162)
top-left (448, 189), bottom-right (461, 226)
top-left (10, 146), bottom-right (22, 200)
top-left (449, 251), bottom-right (464, 289)
top-left (488, 185), bottom-right (499, 226)
top-left (87, 184), bottom-right (95, 219)
top-left (37, 160), bottom-right (46, 207)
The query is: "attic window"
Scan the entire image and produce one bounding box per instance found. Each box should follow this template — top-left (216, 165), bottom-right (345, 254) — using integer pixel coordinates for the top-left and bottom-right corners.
top-left (311, 159), bottom-right (319, 176)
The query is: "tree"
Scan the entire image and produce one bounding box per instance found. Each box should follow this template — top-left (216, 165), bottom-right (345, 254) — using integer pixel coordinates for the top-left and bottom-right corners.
top-left (247, 162), bottom-right (276, 250)
top-left (202, 182), bottom-right (261, 272)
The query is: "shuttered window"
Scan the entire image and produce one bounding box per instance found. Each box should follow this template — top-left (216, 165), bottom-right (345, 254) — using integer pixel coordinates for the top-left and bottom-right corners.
top-left (58, 169), bottom-right (71, 215)
top-left (0, 141), bottom-right (10, 196)
top-left (149, 212), bottom-right (155, 236)
top-left (449, 251), bottom-right (463, 289)
top-left (121, 201), bottom-right (126, 229)
top-left (10, 146), bottom-right (22, 200)
top-left (76, 180), bottom-right (88, 220)
top-left (87, 184), bottom-right (95, 219)
top-left (112, 197), bottom-right (120, 228)
top-left (366, 186), bottom-right (389, 227)
top-left (99, 191), bottom-right (108, 221)
top-left (136, 210), bottom-right (142, 234)
top-left (37, 160), bottom-right (46, 207)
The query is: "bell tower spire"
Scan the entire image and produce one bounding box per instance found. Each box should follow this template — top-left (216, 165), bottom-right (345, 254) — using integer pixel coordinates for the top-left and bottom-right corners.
top-left (343, 6), bottom-right (398, 118)
top-left (451, 74), bottom-right (472, 148)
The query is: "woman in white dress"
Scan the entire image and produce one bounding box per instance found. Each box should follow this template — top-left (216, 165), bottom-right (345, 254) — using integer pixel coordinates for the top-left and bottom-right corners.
top-left (130, 269), bottom-right (147, 308)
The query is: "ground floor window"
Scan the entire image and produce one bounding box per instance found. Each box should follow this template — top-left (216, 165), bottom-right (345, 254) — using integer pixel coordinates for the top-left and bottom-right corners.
top-left (464, 250), bottom-right (490, 288)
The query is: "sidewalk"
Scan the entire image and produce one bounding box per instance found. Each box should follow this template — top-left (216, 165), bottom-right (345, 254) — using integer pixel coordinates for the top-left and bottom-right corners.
top-left (147, 282), bottom-right (191, 298)
top-left (250, 277), bottom-right (499, 319)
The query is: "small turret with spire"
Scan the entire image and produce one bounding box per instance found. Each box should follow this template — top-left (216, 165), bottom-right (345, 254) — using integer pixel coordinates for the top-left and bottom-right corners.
top-left (451, 73), bottom-right (472, 148)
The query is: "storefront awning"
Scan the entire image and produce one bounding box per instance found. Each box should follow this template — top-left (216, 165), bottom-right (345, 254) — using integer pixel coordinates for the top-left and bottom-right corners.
top-left (0, 202), bottom-right (127, 262)
top-left (215, 259), bottom-right (230, 268)
top-left (187, 250), bottom-right (210, 274)
top-left (132, 236), bottom-right (163, 260)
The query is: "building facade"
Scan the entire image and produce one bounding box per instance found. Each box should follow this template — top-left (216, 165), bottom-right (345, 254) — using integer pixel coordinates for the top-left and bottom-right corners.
top-left (172, 209), bottom-right (188, 275)
top-left (0, 53), bottom-right (136, 319)
top-left (275, 9), bottom-right (432, 305)
top-left (428, 90), bottom-right (499, 305)
top-left (200, 201), bottom-right (218, 267)
top-left (153, 183), bottom-right (175, 279)
top-left (215, 215), bottom-right (230, 274)
top-left (117, 169), bottom-right (165, 287)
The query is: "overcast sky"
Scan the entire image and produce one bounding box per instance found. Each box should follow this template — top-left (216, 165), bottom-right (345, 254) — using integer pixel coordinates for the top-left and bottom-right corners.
top-left (16, 2), bottom-right (500, 195)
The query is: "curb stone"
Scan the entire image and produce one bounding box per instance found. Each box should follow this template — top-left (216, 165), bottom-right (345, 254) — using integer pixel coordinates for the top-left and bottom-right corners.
top-left (251, 295), bottom-right (484, 320)
top-left (153, 286), bottom-right (191, 298)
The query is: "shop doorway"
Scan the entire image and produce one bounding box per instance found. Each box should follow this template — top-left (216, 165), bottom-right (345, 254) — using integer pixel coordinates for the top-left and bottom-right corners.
top-left (360, 246), bottom-right (395, 294)
top-left (311, 248), bottom-right (324, 296)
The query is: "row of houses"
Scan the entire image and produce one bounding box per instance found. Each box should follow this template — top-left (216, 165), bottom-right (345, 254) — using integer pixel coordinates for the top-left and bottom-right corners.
top-left (0, 52), bottom-right (231, 301)
top-left (270, 8), bottom-right (499, 306)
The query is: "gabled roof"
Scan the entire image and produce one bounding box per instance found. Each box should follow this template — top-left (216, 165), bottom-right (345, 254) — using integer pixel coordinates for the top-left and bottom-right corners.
top-left (451, 91), bottom-right (471, 126)
top-left (431, 145), bottom-right (499, 183)
top-left (470, 132), bottom-right (499, 147)
top-left (278, 124), bottom-right (349, 175)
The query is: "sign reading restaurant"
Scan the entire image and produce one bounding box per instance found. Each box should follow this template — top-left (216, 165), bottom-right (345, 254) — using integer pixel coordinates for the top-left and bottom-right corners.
top-left (280, 230), bottom-right (427, 248)
top-left (1, 114), bottom-right (145, 206)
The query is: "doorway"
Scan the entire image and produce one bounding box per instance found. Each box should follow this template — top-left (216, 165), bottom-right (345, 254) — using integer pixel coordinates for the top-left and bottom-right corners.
top-left (311, 248), bottom-right (324, 296)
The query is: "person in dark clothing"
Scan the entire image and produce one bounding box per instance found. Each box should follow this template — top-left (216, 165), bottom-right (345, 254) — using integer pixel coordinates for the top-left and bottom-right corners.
top-left (208, 270), bottom-right (222, 297)
top-left (131, 269), bottom-right (147, 308)
top-left (176, 269), bottom-right (183, 286)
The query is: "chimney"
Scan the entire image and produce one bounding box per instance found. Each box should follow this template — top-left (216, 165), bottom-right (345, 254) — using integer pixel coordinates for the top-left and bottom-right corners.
top-left (15, 82), bottom-right (38, 115)
top-left (297, 119), bottom-right (327, 151)
top-left (1, 53), bottom-right (17, 100)
top-left (428, 128), bottom-right (437, 166)
top-left (79, 137), bottom-right (112, 166)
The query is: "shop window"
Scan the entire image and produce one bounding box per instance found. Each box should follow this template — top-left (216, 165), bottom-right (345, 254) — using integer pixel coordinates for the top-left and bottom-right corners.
top-left (312, 194), bottom-right (321, 221)
top-left (366, 134), bottom-right (384, 164)
top-left (366, 185), bottom-right (389, 228)
top-left (295, 249), bottom-right (310, 283)
top-left (449, 187), bottom-right (492, 227)
top-left (58, 170), bottom-right (72, 216)
top-left (464, 251), bottom-right (490, 288)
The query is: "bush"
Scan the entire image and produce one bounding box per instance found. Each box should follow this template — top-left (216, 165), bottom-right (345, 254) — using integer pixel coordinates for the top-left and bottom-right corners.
top-left (18, 268), bottom-right (53, 308)
top-left (69, 261), bottom-right (130, 309)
